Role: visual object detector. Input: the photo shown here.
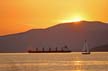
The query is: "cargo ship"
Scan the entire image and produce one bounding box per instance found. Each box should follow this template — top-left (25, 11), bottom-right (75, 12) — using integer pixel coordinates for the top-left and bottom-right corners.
top-left (28, 46), bottom-right (71, 53)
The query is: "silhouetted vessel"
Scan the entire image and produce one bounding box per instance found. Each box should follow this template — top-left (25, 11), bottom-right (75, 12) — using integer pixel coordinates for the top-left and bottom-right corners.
top-left (28, 46), bottom-right (71, 53)
top-left (82, 40), bottom-right (91, 54)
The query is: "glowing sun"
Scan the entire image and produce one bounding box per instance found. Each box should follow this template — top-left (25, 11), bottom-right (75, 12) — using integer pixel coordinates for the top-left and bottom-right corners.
top-left (61, 15), bottom-right (85, 23)
top-left (71, 17), bottom-right (82, 22)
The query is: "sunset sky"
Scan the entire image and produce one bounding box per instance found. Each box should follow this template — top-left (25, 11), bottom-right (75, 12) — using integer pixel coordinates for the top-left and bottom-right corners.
top-left (0, 0), bottom-right (108, 35)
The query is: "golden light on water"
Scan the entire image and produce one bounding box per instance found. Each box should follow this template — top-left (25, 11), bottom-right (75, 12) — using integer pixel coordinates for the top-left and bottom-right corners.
top-left (76, 61), bottom-right (81, 63)
top-left (75, 61), bottom-right (82, 65)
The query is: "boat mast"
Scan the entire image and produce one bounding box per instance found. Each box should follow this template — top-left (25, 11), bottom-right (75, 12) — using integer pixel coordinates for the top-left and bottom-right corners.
top-left (42, 48), bottom-right (45, 52)
top-left (83, 40), bottom-right (89, 52)
top-left (56, 47), bottom-right (58, 51)
top-left (36, 48), bottom-right (38, 51)
top-left (49, 48), bottom-right (51, 51)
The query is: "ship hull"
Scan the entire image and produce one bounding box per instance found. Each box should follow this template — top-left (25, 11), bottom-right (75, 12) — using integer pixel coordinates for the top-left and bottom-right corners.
top-left (82, 52), bottom-right (91, 54)
top-left (28, 51), bottom-right (71, 53)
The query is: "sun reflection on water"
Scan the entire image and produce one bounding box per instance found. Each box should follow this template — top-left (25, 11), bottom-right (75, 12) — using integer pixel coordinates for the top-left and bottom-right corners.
top-left (73, 61), bottom-right (83, 71)
top-left (74, 61), bottom-right (82, 65)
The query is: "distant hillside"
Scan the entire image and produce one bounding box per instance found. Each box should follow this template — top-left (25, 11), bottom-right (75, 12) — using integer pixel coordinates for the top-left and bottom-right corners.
top-left (0, 21), bottom-right (108, 52)
top-left (91, 44), bottom-right (108, 52)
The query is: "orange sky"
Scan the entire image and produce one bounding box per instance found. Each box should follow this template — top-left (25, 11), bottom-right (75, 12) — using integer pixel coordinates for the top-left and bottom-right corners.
top-left (0, 0), bottom-right (108, 35)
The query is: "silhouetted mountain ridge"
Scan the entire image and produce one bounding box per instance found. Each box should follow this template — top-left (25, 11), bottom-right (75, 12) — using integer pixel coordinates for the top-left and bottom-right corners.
top-left (0, 21), bottom-right (108, 52)
top-left (91, 44), bottom-right (108, 52)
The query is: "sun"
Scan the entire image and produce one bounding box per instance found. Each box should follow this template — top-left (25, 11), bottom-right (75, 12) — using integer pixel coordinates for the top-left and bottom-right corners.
top-left (71, 17), bottom-right (82, 22)
top-left (61, 15), bottom-right (85, 23)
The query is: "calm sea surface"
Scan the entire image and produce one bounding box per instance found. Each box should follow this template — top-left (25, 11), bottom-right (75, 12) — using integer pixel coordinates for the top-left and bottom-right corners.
top-left (0, 52), bottom-right (108, 71)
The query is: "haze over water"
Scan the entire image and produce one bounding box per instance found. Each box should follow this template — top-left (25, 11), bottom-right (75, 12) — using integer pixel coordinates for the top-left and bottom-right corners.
top-left (0, 52), bottom-right (108, 71)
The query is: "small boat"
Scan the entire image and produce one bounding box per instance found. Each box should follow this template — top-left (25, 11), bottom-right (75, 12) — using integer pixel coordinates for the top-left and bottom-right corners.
top-left (82, 40), bottom-right (91, 54)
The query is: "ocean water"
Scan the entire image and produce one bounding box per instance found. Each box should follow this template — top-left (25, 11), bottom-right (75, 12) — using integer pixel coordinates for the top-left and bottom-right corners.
top-left (0, 52), bottom-right (108, 71)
